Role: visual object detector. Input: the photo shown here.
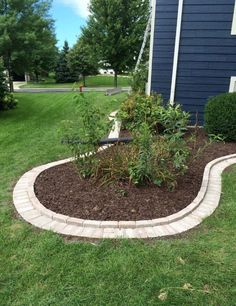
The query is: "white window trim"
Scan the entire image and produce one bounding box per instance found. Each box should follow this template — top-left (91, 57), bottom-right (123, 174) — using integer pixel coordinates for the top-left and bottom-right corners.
top-left (229, 76), bottom-right (236, 92)
top-left (147, 0), bottom-right (157, 95)
top-left (231, 1), bottom-right (236, 35)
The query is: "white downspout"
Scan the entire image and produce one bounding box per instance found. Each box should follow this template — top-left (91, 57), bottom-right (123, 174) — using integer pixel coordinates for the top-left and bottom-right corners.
top-left (146, 0), bottom-right (157, 95)
top-left (170, 0), bottom-right (184, 105)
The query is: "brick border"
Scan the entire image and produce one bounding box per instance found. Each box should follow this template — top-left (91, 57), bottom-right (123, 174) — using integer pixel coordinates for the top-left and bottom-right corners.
top-left (12, 113), bottom-right (236, 238)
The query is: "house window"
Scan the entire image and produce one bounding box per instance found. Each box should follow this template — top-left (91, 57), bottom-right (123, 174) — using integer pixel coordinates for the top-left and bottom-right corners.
top-left (231, 1), bottom-right (236, 35)
top-left (229, 77), bottom-right (236, 92)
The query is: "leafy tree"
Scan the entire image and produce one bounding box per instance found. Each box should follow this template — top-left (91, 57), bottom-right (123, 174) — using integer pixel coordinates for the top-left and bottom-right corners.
top-left (68, 38), bottom-right (98, 86)
top-left (0, 0), bottom-right (56, 91)
top-left (0, 57), bottom-right (17, 110)
top-left (82, 0), bottom-right (150, 87)
top-left (55, 41), bottom-right (76, 83)
top-left (29, 21), bottom-right (57, 82)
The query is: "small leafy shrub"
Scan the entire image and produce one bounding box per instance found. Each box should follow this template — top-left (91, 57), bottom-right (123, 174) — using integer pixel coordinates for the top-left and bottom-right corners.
top-left (114, 94), bottom-right (190, 188)
top-left (61, 93), bottom-right (111, 177)
top-left (208, 133), bottom-right (226, 143)
top-left (0, 59), bottom-right (17, 111)
top-left (0, 93), bottom-right (18, 111)
top-left (158, 104), bottom-right (189, 136)
top-left (129, 123), bottom-right (154, 185)
top-left (129, 124), bottom-right (190, 188)
top-left (92, 143), bottom-right (137, 185)
top-left (96, 123), bottom-right (189, 188)
top-left (119, 93), bottom-right (163, 131)
top-left (119, 93), bottom-right (189, 135)
top-left (204, 93), bottom-right (236, 141)
top-left (91, 128), bottom-right (190, 189)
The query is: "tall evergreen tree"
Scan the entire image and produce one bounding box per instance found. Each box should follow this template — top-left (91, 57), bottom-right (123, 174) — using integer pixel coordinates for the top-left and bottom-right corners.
top-left (55, 41), bottom-right (76, 83)
top-left (82, 0), bottom-right (150, 87)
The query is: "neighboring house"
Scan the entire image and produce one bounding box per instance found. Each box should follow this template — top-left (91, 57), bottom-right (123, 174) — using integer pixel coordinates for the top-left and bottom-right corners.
top-left (147, 0), bottom-right (236, 123)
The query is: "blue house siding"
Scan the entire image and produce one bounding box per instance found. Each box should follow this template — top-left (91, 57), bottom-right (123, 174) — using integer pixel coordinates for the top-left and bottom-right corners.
top-left (150, 0), bottom-right (236, 123)
top-left (151, 0), bottom-right (178, 101)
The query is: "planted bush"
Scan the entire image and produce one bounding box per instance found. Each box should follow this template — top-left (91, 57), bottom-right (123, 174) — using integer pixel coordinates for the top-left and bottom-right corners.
top-left (119, 94), bottom-right (189, 136)
top-left (119, 94), bottom-right (163, 131)
top-left (92, 133), bottom-right (190, 189)
top-left (129, 123), bottom-right (154, 185)
top-left (61, 93), bottom-right (111, 178)
top-left (0, 59), bottom-right (17, 111)
top-left (129, 124), bottom-right (190, 188)
top-left (62, 92), bottom-right (190, 189)
top-left (204, 93), bottom-right (236, 141)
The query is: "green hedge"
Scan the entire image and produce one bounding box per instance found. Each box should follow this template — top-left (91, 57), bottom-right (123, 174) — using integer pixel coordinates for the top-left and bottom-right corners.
top-left (204, 93), bottom-right (236, 142)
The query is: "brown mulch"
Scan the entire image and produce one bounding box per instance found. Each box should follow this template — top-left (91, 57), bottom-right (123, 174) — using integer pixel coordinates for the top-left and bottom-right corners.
top-left (34, 129), bottom-right (236, 221)
top-left (119, 129), bottom-right (132, 138)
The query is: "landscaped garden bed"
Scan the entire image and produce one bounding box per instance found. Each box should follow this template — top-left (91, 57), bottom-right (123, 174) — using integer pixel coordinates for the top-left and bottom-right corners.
top-left (34, 128), bottom-right (236, 221)
top-left (31, 92), bottom-right (236, 224)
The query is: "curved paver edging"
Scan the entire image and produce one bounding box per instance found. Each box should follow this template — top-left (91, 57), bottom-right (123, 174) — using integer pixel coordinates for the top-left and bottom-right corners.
top-left (13, 112), bottom-right (236, 238)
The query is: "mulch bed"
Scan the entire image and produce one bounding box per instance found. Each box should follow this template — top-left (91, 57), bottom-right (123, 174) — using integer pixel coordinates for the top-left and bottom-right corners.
top-left (34, 129), bottom-right (236, 221)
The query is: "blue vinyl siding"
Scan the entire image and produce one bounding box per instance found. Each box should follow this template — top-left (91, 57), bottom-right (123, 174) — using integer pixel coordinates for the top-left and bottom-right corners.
top-left (151, 0), bottom-right (178, 101)
top-left (176, 0), bottom-right (236, 123)
top-left (151, 0), bottom-right (236, 124)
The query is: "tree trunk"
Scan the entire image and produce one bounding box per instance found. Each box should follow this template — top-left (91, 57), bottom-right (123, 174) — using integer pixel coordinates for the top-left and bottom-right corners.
top-left (35, 70), bottom-right (39, 83)
top-left (7, 56), bottom-right (14, 92)
top-left (83, 75), bottom-right (86, 87)
top-left (114, 71), bottom-right (118, 88)
top-left (9, 75), bottom-right (14, 92)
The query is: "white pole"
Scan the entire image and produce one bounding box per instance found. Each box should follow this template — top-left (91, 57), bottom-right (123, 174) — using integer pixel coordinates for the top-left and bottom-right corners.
top-left (146, 0), bottom-right (157, 95)
top-left (170, 0), bottom-right (184, 105)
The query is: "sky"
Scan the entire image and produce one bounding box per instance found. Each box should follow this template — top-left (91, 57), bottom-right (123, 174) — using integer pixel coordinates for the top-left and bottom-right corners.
top-left (51, 0), bottom-right (90, 49)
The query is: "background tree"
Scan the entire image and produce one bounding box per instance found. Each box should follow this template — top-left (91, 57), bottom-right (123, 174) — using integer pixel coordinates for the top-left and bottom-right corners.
top-left (55, 41), bottom-right (76, 83)
top-left (82, 0), bottom-right (150, 87)
top-left (29, 20), bottom-right (57, 82)
top-left (68, 38), bottom-right (98, 86)
top-left (0, 0), bottom-right (56, 91)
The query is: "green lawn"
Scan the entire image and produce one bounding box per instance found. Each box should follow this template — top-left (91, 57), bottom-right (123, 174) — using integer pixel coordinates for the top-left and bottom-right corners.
top-left (20, 75), bottom-right (131, 89)
top-left (0, 93), bottom-right (236, 305)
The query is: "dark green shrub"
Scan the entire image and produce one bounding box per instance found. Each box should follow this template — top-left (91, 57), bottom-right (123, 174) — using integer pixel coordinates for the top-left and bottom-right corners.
top-left (0, 59), bottom-right (17, 111)
top-left (204, 93), bottom-right (236, 141)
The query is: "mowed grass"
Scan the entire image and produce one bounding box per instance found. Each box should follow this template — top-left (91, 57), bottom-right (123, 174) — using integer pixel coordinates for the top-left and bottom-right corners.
top-left (0, 93), bottom-right (236, 305)
top-left (21, 75), bottom-right (131, 89)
